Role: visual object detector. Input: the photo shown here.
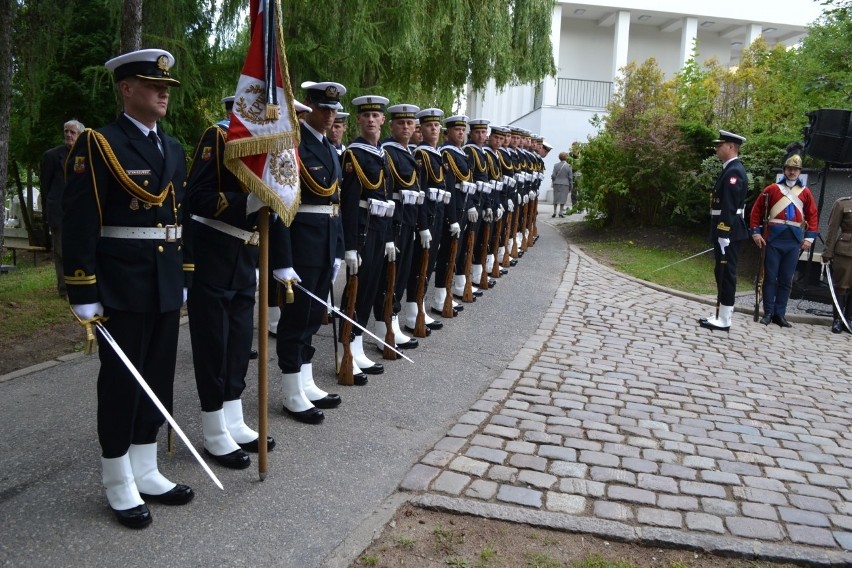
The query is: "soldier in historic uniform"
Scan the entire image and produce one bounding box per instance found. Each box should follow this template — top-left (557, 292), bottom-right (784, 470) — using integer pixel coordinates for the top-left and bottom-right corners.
top-left (372, 103), bottom-right (422, 351)
top-left (430, 115), bottom-right (470, 314)
top-left (822, 195), bottom-right (852, 333)
top-left (275, 82), bottom-right (351, 422)
top-left (400, 108), bottom-right (447, 333)
top-left (339, 95), bottom-right (392, 376)
top-left (700, 130), bottom-right (749, 332)
top-left (749, 144), bottom-right (818, 328)
top-left (184, 96), bottom-right (274, 469)
top-left (63, 49), bottom-right (193, 529)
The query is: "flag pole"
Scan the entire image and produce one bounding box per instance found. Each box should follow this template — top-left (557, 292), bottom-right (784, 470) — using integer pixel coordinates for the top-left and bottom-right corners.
top-left (257, 207), bottom-right (270, 481)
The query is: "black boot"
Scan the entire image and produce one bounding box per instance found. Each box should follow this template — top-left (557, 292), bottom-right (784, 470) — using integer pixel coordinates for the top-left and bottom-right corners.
top-left (845, 294), bottom-right (852, 334)
top-left (832, 294), bottom-right (845, 333)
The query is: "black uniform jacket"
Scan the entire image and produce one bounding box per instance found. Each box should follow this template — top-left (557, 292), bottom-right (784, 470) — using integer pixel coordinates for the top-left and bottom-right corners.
top-left (414, 144), bottom-right (446, 231)
top-left (275, 123), bottom-right (344, 268)
top-left (440, 144), bottom-right (472, 222)
top-left (63, 114), bottom-right (188, 313)
top-left (710, 158), bottom-right (749, 242)
top-left (340, 137), bottom-right (390, 251)
top-left (186, 122), bottom-right (259, 290)
top-left (383, 139), bottom-right (420, 228)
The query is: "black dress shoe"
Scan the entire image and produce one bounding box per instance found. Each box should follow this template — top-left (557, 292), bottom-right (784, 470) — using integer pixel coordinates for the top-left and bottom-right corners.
top-left (759, 314), bottom-right (773, 325)
top-left (426, 320), bottom-right (443, 330)
top-left (354, 373), bottom-right (368, 386)
top-left (487, 279), bottom-right (496, 288)
top-left (396, 338), bottom-right (419, 349)
top-left (282, 406), bottom-right (325, 424)
top-left (238, 436), bottom-right (277, 452)
top-left (518, 250), bottom-right (525, 257)
top-left (832, 318), bottom-right (844, 333)
top-left (249, 349), bottom-right (258, 360)
top-left (509, 259), bottom-right (518, 267)
top-left (204, 448), bottom-right (251, 469)
top-left (309, 394), bottom-right (342, 409)
top-left (140, 484), bottom-right (194, 505)
top-left (499, 268), bottom-right (509, 275)
top-left (360, 362), bottom-right (384, 375)
top-left (111, 504), bottom-right (152, 529)
top-left (472, 289), bottom-right (483, 298)
top-left (699, 319), bottom-right (730, 332)
top-left (404, 325), bottom-right (431, 336)
top-left (772, 314), bottom-right (792, 328)
top-left (551, 213), bottom-right (556, 218)
top-left (453, 293), bottom-right (475, 302)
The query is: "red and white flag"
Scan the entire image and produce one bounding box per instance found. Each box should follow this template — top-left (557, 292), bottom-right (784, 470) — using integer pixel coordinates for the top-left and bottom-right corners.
top-left (225, 0), bottom-right (300, 225)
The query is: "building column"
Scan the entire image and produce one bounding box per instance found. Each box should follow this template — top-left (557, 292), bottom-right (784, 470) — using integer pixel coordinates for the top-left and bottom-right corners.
top-left (541, 4), bottom-right (562, 107)
top-left (746, 23), bottom-right (762, 45)
top-left (679, 17), bottom-right (698, 67)
top-left (612, 11), bottom-right (630, 81)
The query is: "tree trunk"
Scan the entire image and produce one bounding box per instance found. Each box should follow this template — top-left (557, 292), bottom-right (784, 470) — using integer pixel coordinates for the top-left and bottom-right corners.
top-left (0, 0), bottom-right (15, 257)
top-left (121, 0), bottom-right (143, 53)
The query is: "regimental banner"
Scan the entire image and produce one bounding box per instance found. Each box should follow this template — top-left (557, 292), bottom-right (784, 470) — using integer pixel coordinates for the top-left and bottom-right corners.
top-left (224, 0), bottom-right (301, 225)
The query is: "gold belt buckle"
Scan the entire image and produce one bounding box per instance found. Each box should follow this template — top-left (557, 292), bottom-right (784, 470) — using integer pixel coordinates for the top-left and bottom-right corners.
top-left (165, 225), bottom-right (179, 242)
top-left (331, 203), bottom-right (340, 217)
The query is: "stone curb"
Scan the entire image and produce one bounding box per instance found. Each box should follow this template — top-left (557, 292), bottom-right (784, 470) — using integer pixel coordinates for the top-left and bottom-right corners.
top-left (410, 494), bottom-right (852, 567)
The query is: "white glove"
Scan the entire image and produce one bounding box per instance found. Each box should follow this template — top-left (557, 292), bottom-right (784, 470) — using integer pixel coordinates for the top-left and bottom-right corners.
top-left (384, 241), bottom-right (397, 262)
top-left (71, 302), bottom-right (103, 320)
top-left (246, 193), bottom-right (265, 216)
top-left (530, 190), bottom-right (537, 200)
top-left (182, 287), bottom-right (188, 305)
top-left (467, 207), bottom-right (478, 223)
top-left (344, 250), bottom-right (360, 275)
top-left (273, 267), bottom-right (302, 283)
top-left (419, 229), bottom-right (432, 249)
top-left (497, 206), bottom-right (504, 220)
top-left (485, 208), bottom-right (494, 223)
top-left (523, 194), bottom-right (530, 205)
top-left (331, 258), bottom-right (343, 283)
top-left (449, 222), bottom-right (461, 238)
top-left (718, 237), bottom-right (730, 255)
top-left (507, 199), bottom-right (515, 212)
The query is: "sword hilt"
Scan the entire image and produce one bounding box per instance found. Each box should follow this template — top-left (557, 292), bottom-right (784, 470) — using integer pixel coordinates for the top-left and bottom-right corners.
top-left (284, 280), bottom-right (295, 303)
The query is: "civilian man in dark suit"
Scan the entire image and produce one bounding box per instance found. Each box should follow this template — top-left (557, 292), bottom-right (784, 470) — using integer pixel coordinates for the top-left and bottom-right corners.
top-left (700, 130), bottom-right (749, 332)
top-left (63, 49), bottom-right (193, 529)
top-left (40, 119), bottom-right (84, 296)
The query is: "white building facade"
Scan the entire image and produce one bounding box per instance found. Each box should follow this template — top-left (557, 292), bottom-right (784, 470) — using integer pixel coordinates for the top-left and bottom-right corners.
top-left (465, 0), bottom-right (824, 200)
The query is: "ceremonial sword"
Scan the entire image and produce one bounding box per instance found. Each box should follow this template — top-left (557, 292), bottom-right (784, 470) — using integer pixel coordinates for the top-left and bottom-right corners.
top-left (291, 281), bottom-right (414, 363)
top-left (824, 263), bottom-right (852, 333)
top-left (94, 321), bottom-right (224, 490)
top-left (650, 248), bottom-right (714, 273)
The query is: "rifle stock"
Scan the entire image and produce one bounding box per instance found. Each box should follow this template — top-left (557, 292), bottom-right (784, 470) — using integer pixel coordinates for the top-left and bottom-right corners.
top-left (382, 260), bottom-right (398, 360)
top-left (413, 247), bottom-right (429, 337)
top-left (511, 203), bottom-right (520, 258)
top-left (491, 217), bottom-right (503, 278)
top-left (502, 210), bottom-right (514, 267)
top-left (462, 229), bottom-right (476, 302)
top-left (442, 237), bottom-right (459, 318)
top-left (337, 274), bottom-right (358, 385)
top-left (520, 199), bottom-right (529, 250)
top-left (479, 221), bottom-right (492, 289)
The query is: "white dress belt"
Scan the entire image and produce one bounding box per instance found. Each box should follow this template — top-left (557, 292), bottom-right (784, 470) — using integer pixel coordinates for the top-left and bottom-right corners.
top-left (298, 204), bottom-right (338, 216)
top-left (768, 218), bottom-right (802, 227)
top-left (710, 208), bottom-right (744, 216)
top-left (101, 225), bottom-right (182, 242)
top-left (191, 215), bottom-right (259, 245)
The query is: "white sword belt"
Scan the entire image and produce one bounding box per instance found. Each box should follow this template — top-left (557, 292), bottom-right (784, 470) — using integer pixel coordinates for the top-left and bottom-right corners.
top-left (298, 204), bottom-right (339, 217)
top-left (768, 219), bottom-right (802, 227)
top-left (101, 225), bottom-right (183, 242)
top-left (358, 199), bottom-right (388, 216)
top-left (190, 215), bottom-right (259, 245)
top-left (710, 208), bottom-right (744, 216)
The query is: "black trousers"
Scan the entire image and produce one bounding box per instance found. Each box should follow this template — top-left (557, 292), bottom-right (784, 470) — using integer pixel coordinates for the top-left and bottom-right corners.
top-left (713, 239), bottom-right (742, 306)
top-left (97, 308), bottom-right (179, 458)
top-left (374, 223), bottom-right (415, 318)
top-left (276, 263), bottom-right (331, 373)
top-left (340, 223), bottom-right (386, 337)
top-left (435, 211), bottom-right (467, 285)
top-left (188, 280), bottom-right (255, 411)
top-left (455, 216), bottom-right (479, 275)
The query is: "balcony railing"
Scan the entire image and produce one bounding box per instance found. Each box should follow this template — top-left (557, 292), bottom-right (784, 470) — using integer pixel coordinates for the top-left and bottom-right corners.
top-left (556, 78), bottom-right (613, 109)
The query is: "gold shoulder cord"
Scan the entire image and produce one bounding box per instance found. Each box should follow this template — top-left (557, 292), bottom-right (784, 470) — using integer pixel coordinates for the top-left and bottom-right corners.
top-left (417, 149), bottom-right (444, 184)
top-left (498, 151), bottom-right (514, 171)
top-left (346, 150), bottom-right (384, 191)
top-left (486, 152), bottom-right (500, 179)
top-left (299, 160), bottom-right (339, 197)
top-left (386, 151), bottom-right (416, 188)
top-left (442, 150), bottom-right (473, 182)
top-left (91, 130), bottom-right (173, 207)
top-left (468, 147), bottom-right (486, 173)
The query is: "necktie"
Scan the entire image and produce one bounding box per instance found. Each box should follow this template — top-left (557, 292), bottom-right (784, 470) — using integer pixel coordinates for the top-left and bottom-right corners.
top-left (148, 131), bottom-right (162, 155)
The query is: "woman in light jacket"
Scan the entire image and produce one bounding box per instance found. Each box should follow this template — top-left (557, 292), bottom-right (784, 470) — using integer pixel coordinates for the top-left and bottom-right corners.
top-left (550, 151), bottom-right (573, 218)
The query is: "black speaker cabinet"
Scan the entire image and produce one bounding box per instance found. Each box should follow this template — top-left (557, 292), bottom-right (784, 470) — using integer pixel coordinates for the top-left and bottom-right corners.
top-left (804, 109), bottom-right (852, 164)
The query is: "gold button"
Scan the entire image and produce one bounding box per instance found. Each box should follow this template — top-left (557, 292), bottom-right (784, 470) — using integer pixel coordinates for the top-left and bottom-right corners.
top-left (156, 223), bottom-right (163, 228)
top-left (157, 245), bottom-right (164, 253)
top-left (143, 180), bottom-right (149, 187)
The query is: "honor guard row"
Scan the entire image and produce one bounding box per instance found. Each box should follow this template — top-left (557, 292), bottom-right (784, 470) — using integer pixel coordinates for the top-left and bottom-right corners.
top-left (62, 48), bottom-right (555, 530)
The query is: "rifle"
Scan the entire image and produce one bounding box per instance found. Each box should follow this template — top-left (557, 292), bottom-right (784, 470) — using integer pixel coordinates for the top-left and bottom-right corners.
top-left (753, 191), bottom-right (769, 321)
top-left (520, 196), bottom-right (530, 250)
top-left (479, 217), bottom-right (492, 288)
top-left (337, 272), bottom-right (357, 386)
top-left (442, 235), bottom-right (459, 318)
top-left (511, 200), bottom-right (521, 259)
top-left (413, 245), bottom-right (429, 337)
top-left (529, 194), bottom-right (538, 245)
top-left (462, 225), bottom-right (477, 303)
top-left (381, 256), bottom-right (398, 360)
top-left (502, 209), bottom-right (514, 268)
top-left (490, 215), bottom-right (503, 278)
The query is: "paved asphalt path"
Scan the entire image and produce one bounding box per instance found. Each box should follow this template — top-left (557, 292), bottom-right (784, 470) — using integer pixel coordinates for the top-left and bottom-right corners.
top-left (0, 213), bottom-right (565, 567)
